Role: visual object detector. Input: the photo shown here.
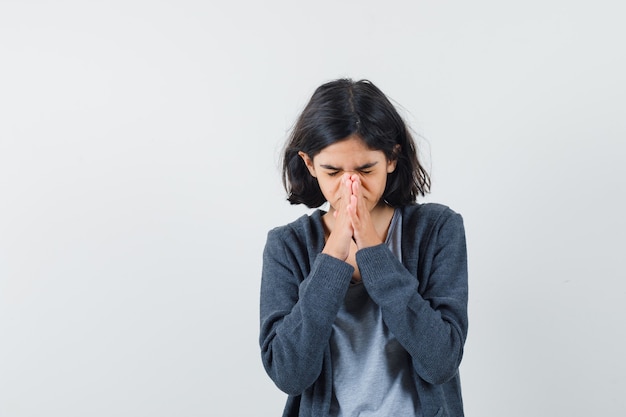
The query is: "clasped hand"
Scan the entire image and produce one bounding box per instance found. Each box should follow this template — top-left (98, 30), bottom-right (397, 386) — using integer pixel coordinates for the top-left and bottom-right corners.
top-left (323, 173), bottom-right (383, 261)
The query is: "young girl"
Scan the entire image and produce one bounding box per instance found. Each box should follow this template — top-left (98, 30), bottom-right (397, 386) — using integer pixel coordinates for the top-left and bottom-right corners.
top-left (259, 79), bottom-right (468, 417)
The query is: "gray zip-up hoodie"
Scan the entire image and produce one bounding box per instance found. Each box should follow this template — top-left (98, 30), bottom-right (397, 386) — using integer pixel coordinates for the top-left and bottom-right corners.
top-left (260, 203), bottom-right (468, 417)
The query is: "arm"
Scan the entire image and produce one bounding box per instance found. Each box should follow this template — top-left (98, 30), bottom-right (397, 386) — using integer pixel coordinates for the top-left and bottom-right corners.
top-left (356, 210), bottom-right (468, 385)
top-left (259, 228), bottom-right (353, 395)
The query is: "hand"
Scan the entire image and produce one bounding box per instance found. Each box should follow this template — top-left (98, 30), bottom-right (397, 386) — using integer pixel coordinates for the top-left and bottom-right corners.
top-left (322, 174), bottom-right (355, 261)
top-left (347, 175), bottom-right (383, 249)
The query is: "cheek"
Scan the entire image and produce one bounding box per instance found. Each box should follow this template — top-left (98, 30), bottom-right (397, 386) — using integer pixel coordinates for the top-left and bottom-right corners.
top-left (360, 176), bottom-right (386, 195)
top-left (358, 175), bottom-right (375, 189)
top-left (318, 178), bottom-right (341, 198)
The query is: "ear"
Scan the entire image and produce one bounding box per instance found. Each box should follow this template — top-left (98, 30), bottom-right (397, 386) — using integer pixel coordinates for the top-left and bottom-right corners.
top-left (298, 151), bottom-right (317, 178)
top-left (387, 144), bottom-right (401, 173)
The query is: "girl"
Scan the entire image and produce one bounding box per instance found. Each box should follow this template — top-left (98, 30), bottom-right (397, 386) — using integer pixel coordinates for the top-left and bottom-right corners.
top-left (259, 79), bottom-right (468, 417)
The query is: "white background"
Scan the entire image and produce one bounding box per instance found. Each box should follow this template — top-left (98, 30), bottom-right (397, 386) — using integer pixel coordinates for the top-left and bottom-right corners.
top-left (1, 1), bottom-right (625, 416)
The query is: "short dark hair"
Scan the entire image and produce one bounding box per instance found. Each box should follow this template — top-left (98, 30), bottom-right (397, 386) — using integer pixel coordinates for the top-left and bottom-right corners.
top-left (281, 78), bottom-right (430, 208)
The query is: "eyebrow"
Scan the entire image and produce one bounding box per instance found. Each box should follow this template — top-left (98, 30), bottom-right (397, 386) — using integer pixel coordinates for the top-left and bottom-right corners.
top-left (319, 161), bottom-right (379, 171)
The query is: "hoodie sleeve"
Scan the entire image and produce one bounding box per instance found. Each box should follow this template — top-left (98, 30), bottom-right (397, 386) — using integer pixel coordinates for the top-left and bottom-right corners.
top-left (356, 209), bottom-right (468, 385)
top-left (259, 227), bottom-right (353, 395)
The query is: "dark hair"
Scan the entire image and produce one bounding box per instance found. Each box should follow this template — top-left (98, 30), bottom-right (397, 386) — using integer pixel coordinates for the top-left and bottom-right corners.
top-left (281, 78), bottom-right (430, 208)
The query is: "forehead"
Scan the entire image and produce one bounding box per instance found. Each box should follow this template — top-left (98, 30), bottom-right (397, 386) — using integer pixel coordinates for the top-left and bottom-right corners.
top-left (314, 136), bottom-right (385, 165)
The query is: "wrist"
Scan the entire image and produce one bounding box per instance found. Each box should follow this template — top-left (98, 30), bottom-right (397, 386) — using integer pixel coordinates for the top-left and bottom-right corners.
top-left (322, 244), bottom-right (349, 261)
top-left (355, 233), bottom-right (383, 249)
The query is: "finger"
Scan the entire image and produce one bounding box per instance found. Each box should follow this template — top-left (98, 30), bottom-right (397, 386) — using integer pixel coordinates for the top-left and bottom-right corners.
top-left (351, 179), bottom-right (368, 218)
top-left (349, 194), bottom-right (358, 214)
top-left (350, 174), bottom-right (359, 192)
top-left (351, 178), bottom-right (358, 197)
top-left (341, 174), bottom-right (352, 208)
top-left (347, 194), bottom-right (359, 225)
top-left (333, 174), bottom-right (350, 212)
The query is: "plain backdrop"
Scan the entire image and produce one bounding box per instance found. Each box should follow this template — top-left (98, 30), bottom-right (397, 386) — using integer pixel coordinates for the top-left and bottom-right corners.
top-left (1, 1), bottom-right (625, 416)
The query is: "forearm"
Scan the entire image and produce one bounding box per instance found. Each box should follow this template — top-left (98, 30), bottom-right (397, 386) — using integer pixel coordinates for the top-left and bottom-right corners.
top-left (357, 244), bottom-right (468, 385)
top-left (260, 253), bottom-right (353, 394)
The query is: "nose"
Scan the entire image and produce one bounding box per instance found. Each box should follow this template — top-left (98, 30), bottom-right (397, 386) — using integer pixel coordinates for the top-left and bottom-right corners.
top-left (339, 172), bottom-right (356, 182)
top-left (340, 173), bottom-right (362, 186)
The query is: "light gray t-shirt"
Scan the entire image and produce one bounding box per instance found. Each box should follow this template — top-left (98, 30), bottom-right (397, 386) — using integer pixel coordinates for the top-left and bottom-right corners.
top-left (329, 209), bottom-right (421, 417)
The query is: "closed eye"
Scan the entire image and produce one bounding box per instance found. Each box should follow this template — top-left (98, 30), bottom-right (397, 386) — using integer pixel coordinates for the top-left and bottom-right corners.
top-left (319, 162), bottom-right (378, 176)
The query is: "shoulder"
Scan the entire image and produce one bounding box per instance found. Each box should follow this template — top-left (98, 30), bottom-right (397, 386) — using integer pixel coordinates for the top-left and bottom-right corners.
top-left (402, 202), bottom-right (463, 225)
top-left (399, 203), bottom-right (467, 266)
top-left (263, 210), bottom-right (326, 267)
top-left (400, 203), bottom-right (465, 246)
top-left (266, 209), bottom-right (325, 246)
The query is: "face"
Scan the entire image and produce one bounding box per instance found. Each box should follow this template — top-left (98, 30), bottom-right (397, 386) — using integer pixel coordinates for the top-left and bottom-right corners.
top-left (299, 135), bottom-right (397, 213)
